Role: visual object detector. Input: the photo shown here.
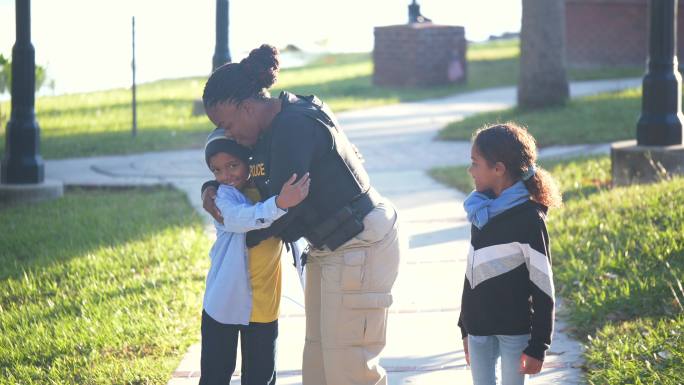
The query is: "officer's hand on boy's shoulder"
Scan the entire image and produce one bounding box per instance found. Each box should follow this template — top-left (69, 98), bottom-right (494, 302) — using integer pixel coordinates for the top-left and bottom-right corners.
top-left (202, 186), bottom-right (224, 224)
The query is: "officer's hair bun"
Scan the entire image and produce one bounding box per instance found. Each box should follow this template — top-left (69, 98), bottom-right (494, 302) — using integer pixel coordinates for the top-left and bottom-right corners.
top-left (240, 44), bottom-right (280, 90)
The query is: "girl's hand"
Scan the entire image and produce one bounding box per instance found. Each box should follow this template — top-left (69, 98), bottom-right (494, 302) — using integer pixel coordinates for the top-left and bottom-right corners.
top-left (519, 353), bottom-right (543, 374)
top-left (462, 337), bottom-right (470, 366)
top-left (276, 173), bottom-right (311, 209)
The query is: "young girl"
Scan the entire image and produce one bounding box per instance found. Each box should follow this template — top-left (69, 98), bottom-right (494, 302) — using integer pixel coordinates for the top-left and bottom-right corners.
top-left (201, 133), bottom-right (310, 385)
top-left (458, 123), bottom-right (562, 385)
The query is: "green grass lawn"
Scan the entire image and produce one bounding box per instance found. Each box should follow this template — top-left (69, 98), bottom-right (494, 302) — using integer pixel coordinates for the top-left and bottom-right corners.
top-left (554, 174), bottom-right (684, 384)
top-left (0, 39), bottom-right (642, 159)
top-left (438, 87), bottom-right (644, 146)
top-left (430, 156), bottom-right (684, 384)
top-left (0, 188), bottom-right (209, 384)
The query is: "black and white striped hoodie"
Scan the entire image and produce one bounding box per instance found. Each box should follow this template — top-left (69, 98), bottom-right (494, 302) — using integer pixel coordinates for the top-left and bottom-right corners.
top-left (458, 200), bottom-right (555, 361)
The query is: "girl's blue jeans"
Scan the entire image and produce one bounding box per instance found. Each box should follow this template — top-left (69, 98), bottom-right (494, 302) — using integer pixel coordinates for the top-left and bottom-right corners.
top-left (468, 334), bottom-right (531, 385)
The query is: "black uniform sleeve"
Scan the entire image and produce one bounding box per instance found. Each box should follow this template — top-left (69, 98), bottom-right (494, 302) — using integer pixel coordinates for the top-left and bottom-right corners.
top-left (522, 213), bottom-right (555, 361)
top-left (246, 218), bottom-right (289, 247)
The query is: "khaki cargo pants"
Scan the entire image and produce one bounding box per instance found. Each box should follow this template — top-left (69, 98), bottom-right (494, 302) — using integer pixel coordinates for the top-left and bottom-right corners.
top-left (303, 199), bottom-right (402, 385)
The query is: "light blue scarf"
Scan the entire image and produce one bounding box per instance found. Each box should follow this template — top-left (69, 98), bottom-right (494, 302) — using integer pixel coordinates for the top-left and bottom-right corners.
top-left (463, 181), bottom-right (531, 229)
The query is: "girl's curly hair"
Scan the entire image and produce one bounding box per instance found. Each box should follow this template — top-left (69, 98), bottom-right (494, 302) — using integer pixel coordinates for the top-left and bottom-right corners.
top-left (473, 122), bottom-right (562, 209)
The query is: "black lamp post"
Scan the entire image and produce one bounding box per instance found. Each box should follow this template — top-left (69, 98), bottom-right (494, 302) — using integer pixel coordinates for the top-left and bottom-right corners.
top-left (408, 0), bottom-right (431, 24)
top-left (637, 0), bottom-right (684, 146)
top-left (612, 0), bottom-right (684, 186)
top-left (408, 0), bottom-right (420, 23)
top-left (212, 0), bottom-right (231, 71)
top-left (1, 0), bottom-right (43, 184)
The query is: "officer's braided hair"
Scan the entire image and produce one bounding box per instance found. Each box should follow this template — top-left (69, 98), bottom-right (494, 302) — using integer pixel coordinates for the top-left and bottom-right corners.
top-left (202, 44), bottom-right (280, 108)
top-left (473, 122), bottom-right (562, 209)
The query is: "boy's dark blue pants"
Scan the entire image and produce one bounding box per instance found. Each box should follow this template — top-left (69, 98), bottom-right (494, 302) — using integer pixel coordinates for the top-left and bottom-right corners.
top-left (199, 310), bottom-right (278, 385)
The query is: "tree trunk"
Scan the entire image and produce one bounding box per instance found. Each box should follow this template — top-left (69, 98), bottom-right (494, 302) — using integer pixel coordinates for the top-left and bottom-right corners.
top-left (518, 0), bottom-right (569, 109)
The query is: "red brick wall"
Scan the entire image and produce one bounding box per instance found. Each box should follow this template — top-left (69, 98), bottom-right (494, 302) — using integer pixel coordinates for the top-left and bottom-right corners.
top-left (566, 0), bottom-right (684, 68)
top-left (373, 24), bottom-right (466, 87)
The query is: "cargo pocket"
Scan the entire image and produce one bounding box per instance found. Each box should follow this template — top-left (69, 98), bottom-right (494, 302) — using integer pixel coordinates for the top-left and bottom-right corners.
top-left (340, 292), bottom-right (393, 346)
top-left (340, 250), bottom-right (366, 291)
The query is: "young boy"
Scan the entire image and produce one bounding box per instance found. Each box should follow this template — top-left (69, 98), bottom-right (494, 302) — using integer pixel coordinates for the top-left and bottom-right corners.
top-left (201, 133), bottom-right (310, 385)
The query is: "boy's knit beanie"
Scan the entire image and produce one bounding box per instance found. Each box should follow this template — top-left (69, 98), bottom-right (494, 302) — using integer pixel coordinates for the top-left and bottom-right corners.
top-left (204, 128), bottom-right (252, 166)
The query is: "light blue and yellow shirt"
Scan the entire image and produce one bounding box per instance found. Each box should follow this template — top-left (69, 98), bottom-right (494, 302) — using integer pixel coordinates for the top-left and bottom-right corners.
top-left (202, 184), bottom-right (286, 325)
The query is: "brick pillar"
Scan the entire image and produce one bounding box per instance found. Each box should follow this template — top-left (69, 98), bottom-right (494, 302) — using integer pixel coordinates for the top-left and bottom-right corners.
top-left (373, 24), bottom-right (466, 87)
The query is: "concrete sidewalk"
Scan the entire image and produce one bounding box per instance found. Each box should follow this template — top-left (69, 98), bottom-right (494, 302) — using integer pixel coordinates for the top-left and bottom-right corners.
top-left (46, 78), bottom-right (640, 384)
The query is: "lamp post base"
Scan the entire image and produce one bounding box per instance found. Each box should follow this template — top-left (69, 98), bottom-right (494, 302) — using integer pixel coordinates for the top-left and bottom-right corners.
top-left (0, 179), bottom-right (63, 206)
top-left (611, 140), bottom-right (684, 186)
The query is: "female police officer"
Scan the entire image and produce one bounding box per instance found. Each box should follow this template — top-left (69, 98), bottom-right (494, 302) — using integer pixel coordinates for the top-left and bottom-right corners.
top-left (200, 44), bottom-right (401, 385)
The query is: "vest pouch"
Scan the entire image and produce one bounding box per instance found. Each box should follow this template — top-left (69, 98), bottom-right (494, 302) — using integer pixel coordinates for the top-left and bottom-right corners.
top-left (306, 205), bottom-right (354, 247)
top-left (321, 215), bottom-right (365, 251)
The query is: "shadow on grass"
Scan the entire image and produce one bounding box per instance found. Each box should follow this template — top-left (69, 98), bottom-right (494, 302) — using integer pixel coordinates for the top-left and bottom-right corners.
top-left (0, 187), bottom-right (201, 286)
top-left (23, 275), bottom-right (185, 327)
top-left (0, 186), bottom-right (208, 384)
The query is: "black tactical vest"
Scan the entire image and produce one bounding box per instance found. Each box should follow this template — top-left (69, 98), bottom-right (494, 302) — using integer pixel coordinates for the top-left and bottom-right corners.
top-left (249, 92), bottom-right (372, 246)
